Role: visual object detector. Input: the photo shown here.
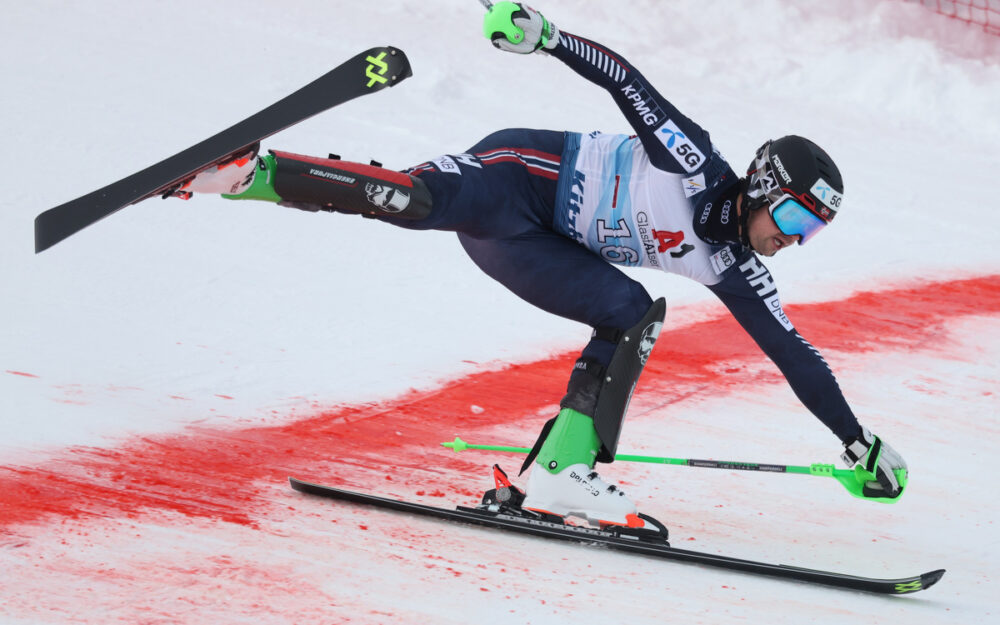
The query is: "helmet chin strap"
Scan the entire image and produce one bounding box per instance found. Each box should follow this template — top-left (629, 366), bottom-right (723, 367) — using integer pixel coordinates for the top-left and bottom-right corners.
top-left (737, 177), bottom-right (754, 249)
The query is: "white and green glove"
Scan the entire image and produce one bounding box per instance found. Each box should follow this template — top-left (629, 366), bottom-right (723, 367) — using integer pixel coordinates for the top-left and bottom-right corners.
top-left (841, 427), bottom-right (908, 500)
top-left (483, 1), bottom-right (559, 54)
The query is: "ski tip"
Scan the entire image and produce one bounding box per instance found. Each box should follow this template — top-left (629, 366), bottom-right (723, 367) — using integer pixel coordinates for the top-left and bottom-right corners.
top-left (891, 569), bottom-right (946, 594)
top-left (918, 568), bottom-right (946, 592)
top-left (288, 476), bottom-right (328, 497)
top-left (34, 210), bottom-right (63, 253)
top-left (384, 46), bottom-right (414, 83)
top-left (361, 46), bottom-right (413, 88)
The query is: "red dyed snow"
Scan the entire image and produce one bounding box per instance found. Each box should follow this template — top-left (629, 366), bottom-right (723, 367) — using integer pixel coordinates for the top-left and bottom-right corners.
top-left (0, 274), bottom-right (998, 533)
top-left (5, 370), bottom-right (39, 378)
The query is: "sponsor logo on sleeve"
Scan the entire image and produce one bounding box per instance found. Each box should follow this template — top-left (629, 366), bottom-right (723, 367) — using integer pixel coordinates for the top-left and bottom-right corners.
top-left (454, 153), bottom-right (483, 169)
top-left (762, 293), bottom-right (793, 331)
top-left (709, 247), bottom-right (736, 275)
top-left (656, 119), bottom-right (706, 173)
top-left (738, 257), bottom-right (794, 331)
top-left (432, 155), bottom-right (461, 174)
top-left (620, 80), bottom-right (665, 126)
top-left (683, 173), bottom-right (706, 198)
top-left (719, 199), bottom-right (732, 224)
top-left (699, 202), bottom-right (713, 225)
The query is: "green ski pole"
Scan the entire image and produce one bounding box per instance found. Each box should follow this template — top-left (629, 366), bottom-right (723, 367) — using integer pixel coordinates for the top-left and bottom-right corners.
top-left (440, 437), bottom-right (905, 503)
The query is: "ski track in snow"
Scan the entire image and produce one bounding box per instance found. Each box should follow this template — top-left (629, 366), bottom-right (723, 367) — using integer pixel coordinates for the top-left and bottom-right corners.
top-left (1, 275), bottom-right (998, 624)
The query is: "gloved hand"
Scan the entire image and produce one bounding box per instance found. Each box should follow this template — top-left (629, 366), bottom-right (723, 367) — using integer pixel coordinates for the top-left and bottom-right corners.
top-left (841, 427), bottom-right (908, 500)
top-left (483, 1), bottom-right (559, 54)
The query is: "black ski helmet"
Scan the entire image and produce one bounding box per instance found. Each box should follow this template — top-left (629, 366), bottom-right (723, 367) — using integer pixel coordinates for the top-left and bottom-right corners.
top-left (744, 136), bottom-right (844, 242)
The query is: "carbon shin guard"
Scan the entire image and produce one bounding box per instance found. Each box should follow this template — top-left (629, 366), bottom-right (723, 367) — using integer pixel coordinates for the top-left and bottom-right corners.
top-left (270, 150), bottom-right (432, 219)
top-left (562, 298), bottom-right (666, 463)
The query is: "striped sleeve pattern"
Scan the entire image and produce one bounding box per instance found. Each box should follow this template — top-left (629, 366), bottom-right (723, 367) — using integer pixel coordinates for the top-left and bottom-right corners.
top-left (549, 31), bottom-right (713, 174)
top-left (558, 32), bottom-right (628, 83)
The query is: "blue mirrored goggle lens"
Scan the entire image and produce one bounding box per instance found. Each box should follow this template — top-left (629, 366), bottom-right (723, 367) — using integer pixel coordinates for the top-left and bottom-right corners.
top-left (771, 198), bottom-right (827, 245)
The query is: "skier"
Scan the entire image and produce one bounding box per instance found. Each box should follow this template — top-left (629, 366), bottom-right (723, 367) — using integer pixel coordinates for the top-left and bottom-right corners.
top-left (179, 2), bottom-right (908, 529)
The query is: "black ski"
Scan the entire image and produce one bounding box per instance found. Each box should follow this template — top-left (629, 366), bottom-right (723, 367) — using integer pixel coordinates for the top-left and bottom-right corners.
top-left (288, 477), bottom-right (945, 595)
top-left (34, 46), bottom-right (412, 253)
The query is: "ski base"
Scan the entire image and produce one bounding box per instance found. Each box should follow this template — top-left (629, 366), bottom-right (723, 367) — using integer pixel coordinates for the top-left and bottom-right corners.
top-left (35, 46), bottom-right (412, 253)
top-left (288, 476), bottom-right (944, 595)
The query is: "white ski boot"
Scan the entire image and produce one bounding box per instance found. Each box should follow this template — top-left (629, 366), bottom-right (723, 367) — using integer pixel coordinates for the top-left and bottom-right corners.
top-left (170, 142), bottom-right (260, 199)
top-left (521, 462), bottom-right (644, 528)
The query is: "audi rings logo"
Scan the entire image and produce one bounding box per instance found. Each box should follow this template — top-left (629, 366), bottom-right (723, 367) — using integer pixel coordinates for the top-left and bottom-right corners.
top-left (720, 199), bottom-right (732, 225)
top-left (699, 202), bottom-right (713, 225)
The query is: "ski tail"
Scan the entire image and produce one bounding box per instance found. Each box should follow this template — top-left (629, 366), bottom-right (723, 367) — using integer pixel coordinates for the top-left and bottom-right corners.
top-left (34, 46), bottom-right (411, 253)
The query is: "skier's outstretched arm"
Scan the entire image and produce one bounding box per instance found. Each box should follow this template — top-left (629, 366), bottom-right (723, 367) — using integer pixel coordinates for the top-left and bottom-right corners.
top-left (483, 1), bottom-right (712, 174)
top-left (708, 253), bottom-right (908, 499)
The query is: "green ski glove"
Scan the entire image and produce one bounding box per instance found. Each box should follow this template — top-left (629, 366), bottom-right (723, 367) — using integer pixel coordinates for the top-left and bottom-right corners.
top-left (483, 2), bottom-right (559, 54)
top-left (841, 427), bottom-right (908, 500)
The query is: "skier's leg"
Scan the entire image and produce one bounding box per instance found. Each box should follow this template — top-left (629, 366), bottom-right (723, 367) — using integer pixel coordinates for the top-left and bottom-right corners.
top-left (457, 231), bottom-right (665, 527)
top-left (191, 147), bottom-right (434, 220)
top-left (181, 129), bottom-right (566, 233)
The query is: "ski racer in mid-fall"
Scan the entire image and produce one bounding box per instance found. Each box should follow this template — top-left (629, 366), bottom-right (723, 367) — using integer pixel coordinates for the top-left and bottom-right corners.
top-left (179, 2), bottom-right (909, 529)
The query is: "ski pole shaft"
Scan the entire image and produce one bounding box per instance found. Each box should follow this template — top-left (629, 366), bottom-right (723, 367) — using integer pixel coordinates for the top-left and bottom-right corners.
top-left (442, 437), bottom-right (807, 470)
top-left (440, 437), bottom-right (904, 503)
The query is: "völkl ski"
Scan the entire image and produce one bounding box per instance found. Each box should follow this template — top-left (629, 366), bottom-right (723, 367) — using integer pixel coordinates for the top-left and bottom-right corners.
top-left (34, 46), bottom-right (411, 253)
top-left (288, 475), bottom-right (944, 595)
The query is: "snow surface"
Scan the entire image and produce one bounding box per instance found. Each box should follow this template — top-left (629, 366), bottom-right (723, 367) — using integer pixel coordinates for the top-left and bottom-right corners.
top-left (1, 1), bottom-right (998, 623)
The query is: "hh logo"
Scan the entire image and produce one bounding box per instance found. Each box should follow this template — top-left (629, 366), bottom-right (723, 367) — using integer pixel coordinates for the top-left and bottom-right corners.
top-left (739, 256), bottom-right (776, 296)
top-left (739, 257), bottom-right (794, 331)
top-left (365, 52), bottom-right (388, 88)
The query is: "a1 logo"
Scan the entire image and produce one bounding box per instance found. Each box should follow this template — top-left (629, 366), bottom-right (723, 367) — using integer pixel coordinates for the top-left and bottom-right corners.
top-left (652, 229), bottom-right (694, 258)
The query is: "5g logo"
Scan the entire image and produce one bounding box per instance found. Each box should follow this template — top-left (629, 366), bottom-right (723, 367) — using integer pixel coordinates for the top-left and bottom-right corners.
top-left (659, 128), bottom-right (686, 148)
top-left (810, 178), bottom-right (843, 211)
top-left (657, 119), bottom-right (706, 173)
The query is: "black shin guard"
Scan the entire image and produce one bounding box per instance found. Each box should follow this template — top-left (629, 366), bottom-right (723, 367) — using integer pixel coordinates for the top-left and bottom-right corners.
top-left (561, 298), bottom-right (666, 462)
top-left (271, 150), bottom-right (432, 219)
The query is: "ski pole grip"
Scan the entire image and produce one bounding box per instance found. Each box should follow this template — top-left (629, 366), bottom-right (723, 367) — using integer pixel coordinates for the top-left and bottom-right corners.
top-left (809, 463), bottom-right (837, 477)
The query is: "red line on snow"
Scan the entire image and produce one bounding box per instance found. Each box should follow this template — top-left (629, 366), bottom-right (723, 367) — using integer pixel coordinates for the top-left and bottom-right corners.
top-left (5, 370), bottom-right (39, 378)
top-left (0, 274), bottom-right (998, 531)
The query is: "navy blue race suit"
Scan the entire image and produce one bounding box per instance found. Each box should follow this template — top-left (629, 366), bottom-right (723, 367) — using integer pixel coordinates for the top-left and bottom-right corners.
top-left (371, 32), bottom-right (860, 443)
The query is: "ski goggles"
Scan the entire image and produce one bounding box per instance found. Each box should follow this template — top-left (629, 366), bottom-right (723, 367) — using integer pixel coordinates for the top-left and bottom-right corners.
top-left (769, 195), bottom-right (827, 245)
top-left (749, 143), bottom-right (831, 246)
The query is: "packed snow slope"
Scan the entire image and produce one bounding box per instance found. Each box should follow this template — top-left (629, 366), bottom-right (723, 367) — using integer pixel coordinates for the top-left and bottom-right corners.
top-left (1, 1), bottom-right (998, 624)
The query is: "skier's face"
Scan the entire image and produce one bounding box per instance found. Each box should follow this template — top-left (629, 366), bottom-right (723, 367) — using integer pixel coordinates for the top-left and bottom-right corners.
top-left (747, 206), bottom-right (800, 257)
